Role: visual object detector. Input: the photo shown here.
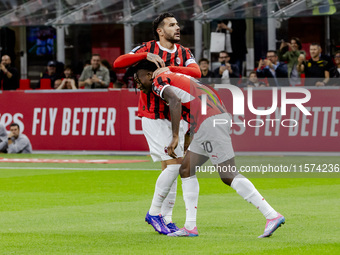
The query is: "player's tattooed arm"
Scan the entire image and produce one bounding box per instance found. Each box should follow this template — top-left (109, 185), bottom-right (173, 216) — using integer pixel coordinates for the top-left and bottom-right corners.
top-left (163, 86), bottom-right (182, 158)
top-left (147, 53), bottom-right (165, 69)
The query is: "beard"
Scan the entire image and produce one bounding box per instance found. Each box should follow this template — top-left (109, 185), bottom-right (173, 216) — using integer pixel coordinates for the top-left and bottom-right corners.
top-left (164, 31), bottom-right (180, 43)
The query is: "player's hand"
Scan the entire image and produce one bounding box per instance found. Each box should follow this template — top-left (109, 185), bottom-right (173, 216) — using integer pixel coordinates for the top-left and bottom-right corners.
top-left (167, 136), bottom-right (179, 158)
top-left (152, 67), bottom-right (170, 78)
top-left (147, 53), bottom-right (165, 68)
top-left (8, 132), bottom-right (13, 139)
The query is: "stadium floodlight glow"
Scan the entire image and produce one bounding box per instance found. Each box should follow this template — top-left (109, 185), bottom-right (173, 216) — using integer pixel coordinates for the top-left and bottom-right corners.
top-left (201, 85), bottom-right (311, 116)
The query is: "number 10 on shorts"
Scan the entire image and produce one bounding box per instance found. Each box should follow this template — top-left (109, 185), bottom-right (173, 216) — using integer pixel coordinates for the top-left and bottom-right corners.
top-left (201, 141), bottom-right (213, 153)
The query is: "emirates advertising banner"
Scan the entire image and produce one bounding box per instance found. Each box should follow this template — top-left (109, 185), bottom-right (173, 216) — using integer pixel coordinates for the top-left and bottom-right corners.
top-left (0, 87), bottom-right (339, 152)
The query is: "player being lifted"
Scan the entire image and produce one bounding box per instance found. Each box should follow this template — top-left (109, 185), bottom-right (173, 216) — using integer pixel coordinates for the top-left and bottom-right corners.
top-left (114, 13), bottom-right (201, 235)
top-left (133, 59), bottom-right (285, 238)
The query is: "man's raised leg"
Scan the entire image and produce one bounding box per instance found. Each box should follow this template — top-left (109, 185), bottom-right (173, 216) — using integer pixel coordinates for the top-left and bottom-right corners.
top-left (217, 158), bottom-right (285, 238)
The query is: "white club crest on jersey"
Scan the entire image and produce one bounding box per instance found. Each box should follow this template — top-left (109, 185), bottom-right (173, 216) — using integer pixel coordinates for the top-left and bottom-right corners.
top-left (176, 57), bottom-right (181, 65)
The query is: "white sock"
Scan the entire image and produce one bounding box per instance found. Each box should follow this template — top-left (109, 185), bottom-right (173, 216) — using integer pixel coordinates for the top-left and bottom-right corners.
top-left (149, 164), bottom-right (180, 216)
top-left (231, 175), bottom-right (278, 220)
top-left (182, 175), bottom-right (199, 230)
top-left (161, 179), bottom-right (177, 225)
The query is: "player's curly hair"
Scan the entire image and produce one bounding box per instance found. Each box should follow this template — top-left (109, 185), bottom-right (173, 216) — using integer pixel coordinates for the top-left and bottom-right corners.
top-left (153, 12), bottom-right (175, 41)
top-left (133, 60), bottom-right (158, 73)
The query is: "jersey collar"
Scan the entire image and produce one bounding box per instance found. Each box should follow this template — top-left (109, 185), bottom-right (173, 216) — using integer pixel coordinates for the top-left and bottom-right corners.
top-left (157, 41), bottom-right (177, 53)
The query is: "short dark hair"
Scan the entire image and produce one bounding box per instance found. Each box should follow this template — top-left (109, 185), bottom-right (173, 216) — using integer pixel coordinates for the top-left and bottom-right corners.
top-left (310, 43), bottom-right (320, 48)
top-left (92, 54), bottom-right (101, 59)
top-left (153, 12), bottom-right (175, 41)
top-left (249, 71), bottom-right (257, 77)
top-left (267, 50), bottom-right (277, 56)
top-left (199, 58), bottom-right (210, 65)
top-left (64, 65), bottom-right (73, 71)
top-left (335, 50), bottom-right (340, 55)
top-left (291, 37), bottom-right (302, 50)
top-left (10, 123), bottom-right (19, 129)
top-left (134, 60), bottom-right (158, 73)
top-left (219, 51), bottom-right (229, 57)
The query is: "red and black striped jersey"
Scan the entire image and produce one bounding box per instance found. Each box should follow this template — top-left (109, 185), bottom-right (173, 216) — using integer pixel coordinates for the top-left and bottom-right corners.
top-left (130, 40), bottom-right (199, 119)
top-left (152, 71), bottom-right (227, 133)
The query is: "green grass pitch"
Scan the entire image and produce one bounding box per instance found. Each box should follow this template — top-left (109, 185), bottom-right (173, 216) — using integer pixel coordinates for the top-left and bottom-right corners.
top-left (0, 154), bottom-right (339, 254)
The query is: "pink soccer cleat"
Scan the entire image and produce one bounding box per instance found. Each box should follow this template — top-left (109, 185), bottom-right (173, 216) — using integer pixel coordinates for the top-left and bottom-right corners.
top-left (258, 213), bottom-right (285, 238)
top-left (167, 226), bottom-right (199, 237)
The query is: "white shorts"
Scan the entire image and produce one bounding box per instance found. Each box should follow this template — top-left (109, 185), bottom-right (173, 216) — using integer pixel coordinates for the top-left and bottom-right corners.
top-left (188, 113), bottom-right (235, 165)
top-left (142, 117), bottom-right (186, 162)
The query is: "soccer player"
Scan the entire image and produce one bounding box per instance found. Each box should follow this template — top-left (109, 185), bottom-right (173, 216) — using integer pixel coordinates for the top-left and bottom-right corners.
top-left (113, 12), bottom-right (201, 235)
top-left (133, 60), bottom-right (285, 238)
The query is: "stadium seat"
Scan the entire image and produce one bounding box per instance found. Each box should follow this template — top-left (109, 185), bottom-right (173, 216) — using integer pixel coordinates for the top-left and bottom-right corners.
top-left (39, 78), bottom-right (52, 90)
top-left (18, 79), bottom-right (32, 90)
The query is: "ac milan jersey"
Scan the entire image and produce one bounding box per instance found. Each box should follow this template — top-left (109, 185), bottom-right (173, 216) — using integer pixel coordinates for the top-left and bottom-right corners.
top-left (152, 71), bottom-right (227, 133)
top-left (131, 40), bottom-right (198, 119)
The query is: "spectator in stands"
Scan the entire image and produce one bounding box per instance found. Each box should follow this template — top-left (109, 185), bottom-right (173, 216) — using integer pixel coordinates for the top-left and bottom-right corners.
top-left (199, 58), bottom-right (215, 78)
top-left (297, 43), bottom-right (330, 86)
top-left (6, 123), bottom-right (32, 154)
top-left (101, 59), bottom-right (117, 85)
top-left (199, 58), bottom-right (215, 84)
top-left (36, 60), bottom-right (61, 89)
top-left (0, 54), bottom-right (19, 90)
top-left (245, 71), bottom-right (267, 87)
top-left (329, 51), bottom-right (340, 84)
top-left (278, 37), bottom-right (305, 86)
top-left (256, 50), bottom-right (289, 86)
top-left (0, 124), bottom-right (8, 153)
top-left (213, 51), bottom-right (239, 84)
top-left (55, 66), bottom-right (78, 90)
top-left (79, 54), bottom-right (110, 89)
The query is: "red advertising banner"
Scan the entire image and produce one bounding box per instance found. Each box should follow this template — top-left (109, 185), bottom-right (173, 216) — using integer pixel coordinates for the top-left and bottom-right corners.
top-left (1, 90), bottom-right (147, 151)
top-left (0, 88), bottom-right (339, 152)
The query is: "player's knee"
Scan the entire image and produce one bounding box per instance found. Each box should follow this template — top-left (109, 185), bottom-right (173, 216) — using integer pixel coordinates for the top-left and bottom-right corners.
top-left (220, 177), bottom-right (233, 186)
top-left (218, 169), bottom-right (238, 186)
top-left (179, 165), bottom-right (190, 178)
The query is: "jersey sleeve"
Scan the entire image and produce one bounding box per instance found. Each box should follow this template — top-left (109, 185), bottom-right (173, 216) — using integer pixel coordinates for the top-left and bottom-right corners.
top-left (113, 42), bottom-right (150, 69)
top-left (113, 52), bottom-right (148, 69)
top-left (184, 48), bottom-right (197, 67)
top-left (168, 63), bottom-right (201, 78)
top-left (152, 76), bottom-right (171, 99)
top-left (169, 46), bottom-right (201, 77)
